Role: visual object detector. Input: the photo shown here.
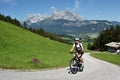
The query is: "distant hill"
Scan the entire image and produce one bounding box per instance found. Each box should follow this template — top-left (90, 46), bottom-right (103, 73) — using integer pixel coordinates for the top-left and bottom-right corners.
top-left (23, 10), bottom-right (120, 36)
top-left (111, 21), bottom-right (120, 25)
top-left (0, 20), bottom-right (71, 69)
top-left (29, 19), bottom-right (114, 34)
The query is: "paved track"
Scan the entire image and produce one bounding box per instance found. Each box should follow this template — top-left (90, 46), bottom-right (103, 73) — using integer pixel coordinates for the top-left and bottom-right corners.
top-left (0, 53), bottom-right (120, 80)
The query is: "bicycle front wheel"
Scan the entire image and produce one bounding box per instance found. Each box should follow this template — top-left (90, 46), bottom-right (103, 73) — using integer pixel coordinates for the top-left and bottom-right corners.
top-left (70, 58), bottom-right (78, 74)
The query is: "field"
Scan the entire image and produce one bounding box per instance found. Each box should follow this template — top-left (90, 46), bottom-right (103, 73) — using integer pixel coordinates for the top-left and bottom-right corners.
top-left (0, 20), bottom-right (119, 70)
top-left (90, 52), bottom-right (120, 66)
top-left (0, 21), bottom-right (72, 69)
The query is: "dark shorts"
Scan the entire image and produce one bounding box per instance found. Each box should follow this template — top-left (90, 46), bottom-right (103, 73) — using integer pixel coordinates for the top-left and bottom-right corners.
top-left (77, 50), bottom-right (84, 56)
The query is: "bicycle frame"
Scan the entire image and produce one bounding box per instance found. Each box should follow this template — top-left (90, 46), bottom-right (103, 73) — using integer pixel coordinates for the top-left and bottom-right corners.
top-left (70, 52), bottom-right (81, 62)
top-left (69, 52), bottom-right (84, 74)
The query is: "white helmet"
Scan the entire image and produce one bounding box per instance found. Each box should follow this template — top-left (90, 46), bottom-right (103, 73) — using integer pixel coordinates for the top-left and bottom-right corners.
top-left (74, 37), bottom-right (80, 41)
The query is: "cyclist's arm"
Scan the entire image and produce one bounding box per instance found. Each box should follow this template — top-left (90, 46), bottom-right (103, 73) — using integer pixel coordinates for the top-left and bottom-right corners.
top-left (80, 43), bottom-right (84, 52)
top-left (69, 44), bottom-right (75, 52)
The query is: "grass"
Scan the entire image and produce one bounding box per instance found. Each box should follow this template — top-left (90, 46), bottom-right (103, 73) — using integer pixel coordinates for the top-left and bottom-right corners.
top-left (90, 52), bottom-right (120, 66)
top-left (82, 42), bottom-right (92, 52)
top-left (0, 20), bottom-right (72, 69)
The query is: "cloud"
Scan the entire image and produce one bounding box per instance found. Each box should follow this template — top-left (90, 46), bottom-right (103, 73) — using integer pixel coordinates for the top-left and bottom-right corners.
top-left (71, 0), bottom-right (80, 12)
top-left (50, 6), bottom-right (58, 14)
top-left (74, 0), bottom-right (80, 10)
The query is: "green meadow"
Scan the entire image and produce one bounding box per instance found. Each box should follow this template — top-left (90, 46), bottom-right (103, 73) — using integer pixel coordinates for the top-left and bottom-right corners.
top-left (0, 20), bottom-right (119, 70)
top-left (90, 52), bottom-right (120, 66)
top-left (0, 20), bottom-right (72, 69)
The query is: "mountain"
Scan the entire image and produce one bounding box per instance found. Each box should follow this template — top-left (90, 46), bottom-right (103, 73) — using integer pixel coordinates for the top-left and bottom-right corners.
top-left (25, 14), bottom-right (49, 25)
top-left (111, 21), bottom-right (120, 25)
top-left (23, 10), bottom-right (120, 36)
top-left (49, 10), bottom-right (83, 21)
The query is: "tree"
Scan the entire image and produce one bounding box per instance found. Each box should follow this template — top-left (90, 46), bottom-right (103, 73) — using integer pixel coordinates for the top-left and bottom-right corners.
top-left (0, 14), bottom-right (5, 21)
top-left (23, 22), bottom-right (27, 29)
top-left (89, 25), bottom-right (120, 51)
top-left (13, 18), bottom-right (21, 27)
top-left (115, 25), bottom-right (120, 41)
top-left (0, 13), bottom-right (22, 27)
top-left (5, 16), bottom-right (11, 22)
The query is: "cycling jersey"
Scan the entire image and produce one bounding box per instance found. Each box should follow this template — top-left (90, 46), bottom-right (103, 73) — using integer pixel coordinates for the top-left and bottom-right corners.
top-left (73, 43), bottom-right (83, 54)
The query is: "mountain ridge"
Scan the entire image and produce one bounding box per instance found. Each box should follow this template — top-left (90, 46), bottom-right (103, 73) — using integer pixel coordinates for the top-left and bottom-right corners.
top-left (23, 10), bottom-right (120, 36)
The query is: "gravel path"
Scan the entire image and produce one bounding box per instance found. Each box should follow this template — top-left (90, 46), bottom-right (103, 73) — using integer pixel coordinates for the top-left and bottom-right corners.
top-left (0, 53), bottom-right (120, 80)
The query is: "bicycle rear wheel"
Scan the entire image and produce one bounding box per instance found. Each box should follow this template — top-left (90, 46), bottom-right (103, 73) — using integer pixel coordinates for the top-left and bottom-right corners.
top-left (78, 63), bottom-right (84, 71)
top-left (70, 58), bottom-right (78, 74)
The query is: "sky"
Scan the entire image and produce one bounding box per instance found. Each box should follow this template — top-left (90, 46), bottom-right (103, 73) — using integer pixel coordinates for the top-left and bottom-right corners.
top-left (0, 0), bottom-right (120, 21)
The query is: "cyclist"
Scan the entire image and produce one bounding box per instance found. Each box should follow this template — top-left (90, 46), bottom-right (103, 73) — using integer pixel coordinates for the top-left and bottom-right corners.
top-left (69, 37), bottom-right (84, 66)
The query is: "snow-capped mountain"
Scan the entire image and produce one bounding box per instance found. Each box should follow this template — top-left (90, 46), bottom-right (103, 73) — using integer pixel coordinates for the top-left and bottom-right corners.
top-left (50, 10), bottom-right (83, 21)
top-left (25, 10), bottom-right (83, 25)
top-left (23, 10), bottom-right (120, 35)
top-left (25, 14), bottom-right (49, 25)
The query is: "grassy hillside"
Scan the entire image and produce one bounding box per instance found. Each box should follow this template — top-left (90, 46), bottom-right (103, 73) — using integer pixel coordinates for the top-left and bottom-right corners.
top-left (90, 52), bottom-right (120, 66)
top-left (0, 20), bottom-right (71, 69)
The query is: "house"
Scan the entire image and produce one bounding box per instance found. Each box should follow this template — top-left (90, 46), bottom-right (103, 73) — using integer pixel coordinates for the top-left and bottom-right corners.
top-left (105, 42), bottom-right (120, 53)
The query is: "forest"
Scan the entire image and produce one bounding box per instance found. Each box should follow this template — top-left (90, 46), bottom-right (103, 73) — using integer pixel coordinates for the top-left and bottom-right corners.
top-left (88, 25), bottom-right (120, 51)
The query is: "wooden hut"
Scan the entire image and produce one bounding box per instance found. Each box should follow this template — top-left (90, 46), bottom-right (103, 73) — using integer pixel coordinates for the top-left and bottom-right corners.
top-left (105, 42), bottom-right (120, 52)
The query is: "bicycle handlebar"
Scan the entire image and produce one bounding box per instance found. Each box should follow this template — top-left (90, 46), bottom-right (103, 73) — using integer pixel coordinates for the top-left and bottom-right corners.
top-left (69, 52), bottom-right (76, 54)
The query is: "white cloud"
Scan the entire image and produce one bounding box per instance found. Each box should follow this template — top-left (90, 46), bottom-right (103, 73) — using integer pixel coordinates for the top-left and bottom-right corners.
top-left (74, 0), bottom-right (80, 10)
top-left (50, 6), bottom-right (58, 14)
top-left (71, 0), bottom-right (80, 12)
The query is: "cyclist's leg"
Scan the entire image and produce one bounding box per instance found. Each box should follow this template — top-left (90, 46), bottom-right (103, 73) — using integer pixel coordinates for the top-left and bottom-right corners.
top-left (78, 52), bottom-right (84, 67)
top-left (77, 51), bottom-right (83, 62)
top-left (80, 57), bottom-right (83, 63)
top-left (78, 54), bottom-right (83, 63)
top-left (80, 52), bottom-right (84, 67)
top-left (80, 52), bottom-right (84, 63)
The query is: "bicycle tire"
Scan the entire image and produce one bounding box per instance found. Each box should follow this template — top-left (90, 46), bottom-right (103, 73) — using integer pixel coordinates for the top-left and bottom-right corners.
top-left (70, 58), bottom-right (78, 74)
top-left (80, 65), bottom-right (84, 71)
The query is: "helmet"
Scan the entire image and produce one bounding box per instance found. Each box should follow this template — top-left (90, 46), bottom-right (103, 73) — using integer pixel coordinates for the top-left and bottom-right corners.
top-left (74, 37), bottom-right (80, 41)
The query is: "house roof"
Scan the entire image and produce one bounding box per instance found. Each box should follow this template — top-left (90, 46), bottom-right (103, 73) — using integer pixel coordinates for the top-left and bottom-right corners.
top-left (105, 42), bottom-right (120, 48)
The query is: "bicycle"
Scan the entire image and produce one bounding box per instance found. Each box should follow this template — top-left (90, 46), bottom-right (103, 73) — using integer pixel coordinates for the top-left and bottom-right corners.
top-left (69, 52), bottom-right (84, 74)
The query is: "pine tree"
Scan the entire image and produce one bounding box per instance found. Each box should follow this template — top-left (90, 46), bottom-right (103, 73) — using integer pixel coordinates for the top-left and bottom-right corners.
top-left (5, 16), bottom-right (11, 22)
top-left (90, 25), bottom-right (120, 51)
top-left (23, 22), bottom-right (26, 27)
